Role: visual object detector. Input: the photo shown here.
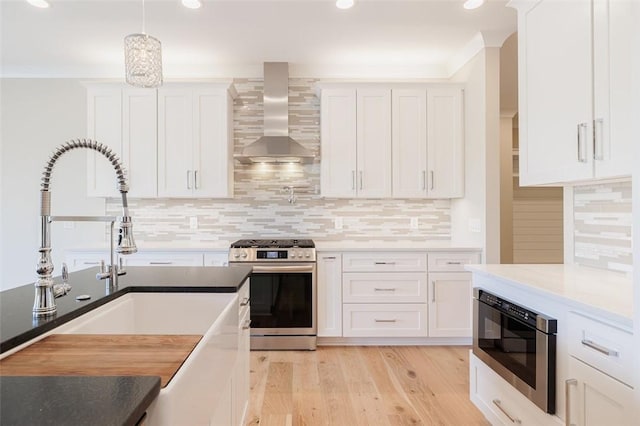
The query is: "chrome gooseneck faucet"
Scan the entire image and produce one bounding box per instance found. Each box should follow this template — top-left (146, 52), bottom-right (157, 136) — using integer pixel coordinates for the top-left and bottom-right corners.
top-left (33, 139), bottom-right (138, 318)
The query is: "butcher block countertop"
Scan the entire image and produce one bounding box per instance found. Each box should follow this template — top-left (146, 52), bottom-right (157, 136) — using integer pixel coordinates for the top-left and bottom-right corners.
top-left (0, 334), bottom-right (202, 388)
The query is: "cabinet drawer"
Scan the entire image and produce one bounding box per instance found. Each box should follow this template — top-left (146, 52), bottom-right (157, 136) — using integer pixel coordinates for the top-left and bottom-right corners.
top-left (342, 304), bottom-right (427, 337)
top-left (427, 251), bottom-right (481, 272)
top-left (343, 272), bottom-right (427, 303)
top-left (342, 252), bottom-right (427, 272)
top-left (124, 252), bottom-right (204, 267)
top-left (567, 311), bottom-right (633, 386)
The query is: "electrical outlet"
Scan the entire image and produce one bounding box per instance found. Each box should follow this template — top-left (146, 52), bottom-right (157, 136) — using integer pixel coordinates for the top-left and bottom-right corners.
top-left (468, 218), bottom-right (482, 233)
top-left (63, 221), bottom-right (75, 230)
top-left (334, 217), bottom-right (343, 230)
top-left (189, 216), bottom-right (198, 230)
top-left (410, 217), bottom-right (419, 230)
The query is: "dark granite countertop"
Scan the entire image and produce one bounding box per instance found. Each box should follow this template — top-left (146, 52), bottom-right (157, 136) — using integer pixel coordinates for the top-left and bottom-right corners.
top-left (0, 265), bottom-right (251, 426)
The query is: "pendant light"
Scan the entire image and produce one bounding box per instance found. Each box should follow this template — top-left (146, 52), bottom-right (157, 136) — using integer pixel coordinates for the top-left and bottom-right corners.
top-left (124, 0), bottom-right (163, 88)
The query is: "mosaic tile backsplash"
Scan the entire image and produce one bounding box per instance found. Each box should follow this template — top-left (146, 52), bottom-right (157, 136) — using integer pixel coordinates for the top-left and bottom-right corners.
top-left (574, 180), bottom-right (632, 273)
top-left (107, 78), bottom-right (451, 243)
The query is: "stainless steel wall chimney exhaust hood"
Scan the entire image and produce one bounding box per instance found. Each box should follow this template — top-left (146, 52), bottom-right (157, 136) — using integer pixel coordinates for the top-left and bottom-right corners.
top-left (235, 62), bottom-right (315, 164)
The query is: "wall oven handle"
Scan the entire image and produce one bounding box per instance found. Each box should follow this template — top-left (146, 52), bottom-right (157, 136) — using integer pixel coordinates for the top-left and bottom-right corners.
top-left (492, 399), bottom-right (521, 424)
top-left (581, 339), bottom-right (619, 357)
top-left (565, 379), bottom-right (577, 426)
top-left (252, 265), bottom-right (315, 273)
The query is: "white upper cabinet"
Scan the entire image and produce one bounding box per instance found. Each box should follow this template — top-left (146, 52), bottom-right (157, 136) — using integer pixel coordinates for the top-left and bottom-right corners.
top-left (87, 84), bottom-right (158, 198)
top-left (392, 88), bottom-right (464, 198)
top-left (514, 0), bottom-right (634, 185)
top-left (320, 84), bottom-right (464, 199)
top-left (158, 83), bottom-right (234, 198)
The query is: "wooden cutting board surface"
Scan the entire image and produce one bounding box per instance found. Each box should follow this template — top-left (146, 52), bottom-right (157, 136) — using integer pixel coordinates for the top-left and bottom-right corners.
top-left (0, 334), bottom-right (202, 388)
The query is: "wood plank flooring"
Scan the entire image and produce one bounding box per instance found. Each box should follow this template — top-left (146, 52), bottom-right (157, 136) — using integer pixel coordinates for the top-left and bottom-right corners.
top-left (246, 346), bottom-right (489, 426)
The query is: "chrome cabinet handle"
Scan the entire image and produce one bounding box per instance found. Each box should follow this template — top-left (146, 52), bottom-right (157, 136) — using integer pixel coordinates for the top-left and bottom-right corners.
top-left (430, 170), bottom-right (434, 190)
top-left (194, 170), bottom-right (199, 189)
top-left (374, 261), bottom-right (396, 265)
top-left (323, 256), bottom-right (337, 260)
top-left (446, 261), bottom-right (462, 265)
top-left (422, 171), bottom-right (426, 190)
top-left (374, 288), bottom-right (396, 292)
top-left (352, 170), bottom-right (356, 190)
top-left (187, 170), bottom-right (192, 189)
top-left (431, 281), bottom-right (436, 302)
top-left (565, 379), bottom-right (577, 426)
top-left (492, 399), bottom-right (521, 424)
top-left (240, 297), bottom-right (250, 306)
top-left (149, 261), bottom-right (173, 265)
top-left (253, 265), bottom-right (314, 273)
top-left (242, 319), bottom-right (251, 330)
top-left (577, 123), bottom-right (588, 163)
top-left (594, 118), bottom-right (604, 160)
top-left (83, 261), bottom-right (100, 265)
top-left (359, 171), bottom-right (363, 190)
top-left (374, 319), bottom-right (397, 323)
top-left (581, 339), bottom-right (619, 357)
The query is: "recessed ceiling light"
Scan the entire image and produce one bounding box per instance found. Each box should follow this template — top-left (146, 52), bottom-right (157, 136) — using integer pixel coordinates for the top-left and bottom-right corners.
top-left (26, 0), bottom-right (50, 8)
top-left (336, 0), bottom-right (355, 10)
top-left (182, 0), bottom-right (202, 9)
top-left (463, 0), bottom-right (485, 10)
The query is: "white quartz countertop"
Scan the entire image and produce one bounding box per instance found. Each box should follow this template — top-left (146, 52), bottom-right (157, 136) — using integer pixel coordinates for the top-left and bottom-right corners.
top-left (466, 264), bottom-right (633, 322)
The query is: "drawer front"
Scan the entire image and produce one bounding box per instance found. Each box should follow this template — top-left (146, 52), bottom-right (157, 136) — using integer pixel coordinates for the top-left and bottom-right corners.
top-left (342, 304), bottom-right (427, 337)
top-left (124, 252), bottom-right (204, 267)
top-left (567, 311), bottom-right (633, 386)
top-left (428, 251), bottom-right (481, 272)
top-left (342, 252), bottom-right (427, 272)
top-left (343, 272), bottom-right (427, 303)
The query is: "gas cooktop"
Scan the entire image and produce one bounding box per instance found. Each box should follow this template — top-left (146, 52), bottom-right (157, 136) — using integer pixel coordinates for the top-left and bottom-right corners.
top-left (230, 239), bottom-right (315, 249)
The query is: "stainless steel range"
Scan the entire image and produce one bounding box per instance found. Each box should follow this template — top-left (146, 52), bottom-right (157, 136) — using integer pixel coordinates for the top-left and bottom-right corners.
top-left (229, 239), bottom-right (316, 350)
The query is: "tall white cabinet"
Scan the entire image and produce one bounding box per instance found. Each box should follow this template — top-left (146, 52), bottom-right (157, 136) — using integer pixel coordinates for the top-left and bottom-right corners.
top-left (513, 0), bottom-right (634, 185)
top-left (86, 81), bottom-right (235, 199)
top-left (86, 84), bottom-right (157, 198)
top-left (319, 83), bottom-right (464, 199)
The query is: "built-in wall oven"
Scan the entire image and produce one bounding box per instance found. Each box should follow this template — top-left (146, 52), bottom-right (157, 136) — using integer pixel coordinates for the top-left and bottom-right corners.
top-left (229, 239), bottom-right (316, 351)
top-left (473, 288), bottom-right (557, 414)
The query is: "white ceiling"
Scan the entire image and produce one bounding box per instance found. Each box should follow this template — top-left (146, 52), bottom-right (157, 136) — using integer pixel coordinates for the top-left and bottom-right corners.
top-left (0, 0), bottom-right (516, 79)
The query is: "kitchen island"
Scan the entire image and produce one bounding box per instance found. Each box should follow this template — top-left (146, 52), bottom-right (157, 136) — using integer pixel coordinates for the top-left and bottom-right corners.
top-left (0, 265), bottom-right (252, 426)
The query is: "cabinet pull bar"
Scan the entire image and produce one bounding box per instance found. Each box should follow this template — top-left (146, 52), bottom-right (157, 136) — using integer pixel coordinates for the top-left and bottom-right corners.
top-left (581, 339), bottom-right (619, 357)
top-left (492, 399), bottom-right (521, 424)
top-left (149, 261), bottom-right (173, 265)
top-left (374, 261), bottom-right (396, 265)
top-left (374, 319), bottom-right (397, 323)
top-left (242, 319), bottom-right (251, 330)
top-left (577, 123), bottom-right (588, 163)
top-left (194, 170), bottom-right (199, 189)
top-left (83, 261), bottom-right (100, 265)
top-left (359, 171), bottom-right (363, 190)
top-left (240, 297), bottom-right (250, 306)
top-left (422, 171), bottom-right (426, 190)
top-left (352, 170), bottom-right (356, 190)
top-left (187, 170), bottom-right (192, 189)
top-left (431, 281), bottom-right (436, 302)
top-left (565, 379), bottom-right (577, 426)
top-left (430, 170), bottom-right (434, 190)
top-left (594, 118), bottom-right (604, 160)
top-left (374, 288), bottom-right (396, 292)
top-left (446, 261), bottom-right (462, 265)
top-left (323, 256), bottom-right (337, 260)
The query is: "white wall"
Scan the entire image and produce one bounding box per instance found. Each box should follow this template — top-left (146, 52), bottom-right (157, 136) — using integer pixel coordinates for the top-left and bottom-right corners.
top-left (0, 79), bottom-right (105, 290)
top-left (449, 48), bottom-right (502, 263)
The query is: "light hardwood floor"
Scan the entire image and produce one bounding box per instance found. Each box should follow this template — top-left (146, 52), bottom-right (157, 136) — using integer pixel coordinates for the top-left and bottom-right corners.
top-left (246, 346), bottom-right (489, 426)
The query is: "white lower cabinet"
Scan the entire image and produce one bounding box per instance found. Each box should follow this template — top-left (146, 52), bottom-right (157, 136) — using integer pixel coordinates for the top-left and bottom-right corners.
top-left (232, 283), bottom-right (250, 426)
top-left (210, 377), bottom-right (233, 426)
top-left (317, 253), bottom-right (343, 337)
top-left (566, 357), bottom-right (634, 426)
top-left (124, 252), bottom-right (204, 267)
top-left (427, 272), bottom-right (472, 337)
top-left (343, 304), bottom-right (427, 337)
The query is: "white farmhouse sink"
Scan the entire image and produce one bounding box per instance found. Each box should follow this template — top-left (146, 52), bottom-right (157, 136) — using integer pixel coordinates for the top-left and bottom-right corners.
top-left (35, 292), bottom-right (240, 426)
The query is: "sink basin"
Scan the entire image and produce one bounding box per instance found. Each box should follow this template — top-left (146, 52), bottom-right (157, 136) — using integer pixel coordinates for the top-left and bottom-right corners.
top-left (27, 292), bottom-right (240, 426)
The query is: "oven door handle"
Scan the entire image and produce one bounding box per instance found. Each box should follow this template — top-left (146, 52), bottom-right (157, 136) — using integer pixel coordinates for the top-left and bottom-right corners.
top-left (252, 265), bottom-right (315, 273)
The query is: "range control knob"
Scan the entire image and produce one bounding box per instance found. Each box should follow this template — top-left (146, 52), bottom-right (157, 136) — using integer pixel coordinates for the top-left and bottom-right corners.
top-left (241, 251), bottom-right (248, 259)
top-left (305, 252), bottom-right (310, 258)
top-left (234, 252), bottom-right (241, 259)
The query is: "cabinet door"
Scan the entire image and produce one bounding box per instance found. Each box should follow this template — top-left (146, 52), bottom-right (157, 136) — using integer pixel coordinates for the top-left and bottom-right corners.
top-left (567, 356), bottom-right (634, 426)
top-left (317, 253), bottom-right (342, 337)
top-left (87, 85), bottom-right (122, 197)
top-left (592, 0), bottom-right (634, 178)
top-left (519, 0), bottom-right (593, 185)
top-left (203, 251), bottom-right (229, 267)
top-left (157, 86), bottom-right (194, 198)
top-left (392, 89), bottom-right (427, 198)
top-left (357, 89), bottom-right (392, 198)
top-left (122, 89), bottom-right (157, 198)
top-left (320, 89), bottom-right (357, 198)
top-left (427, 272), bottom-right (472, 337)
top-left (427, 88), bottom-right (464, 198)
top-left (192, 87), bottom-right (233, 198)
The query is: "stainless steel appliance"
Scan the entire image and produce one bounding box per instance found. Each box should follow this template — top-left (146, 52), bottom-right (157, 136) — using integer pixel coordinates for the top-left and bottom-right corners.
top-left (229, 239), bottom-right (316, 350)
top-left (473, 288), bottom-right (557, 414)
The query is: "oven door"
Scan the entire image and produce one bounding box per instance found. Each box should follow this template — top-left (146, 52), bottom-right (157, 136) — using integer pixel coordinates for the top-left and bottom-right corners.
top-left (249, 263), bottom-right (316, 337)
top-left (473, 297), bottom-right (556, 414)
